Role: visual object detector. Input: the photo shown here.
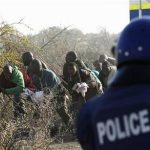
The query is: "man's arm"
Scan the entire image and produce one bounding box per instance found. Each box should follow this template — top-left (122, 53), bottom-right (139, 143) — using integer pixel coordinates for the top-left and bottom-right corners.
top-left (41, 61), bottom-right (48, 69)
top-left (107, 57), bottom-right (116, 66)
top-left (5, 71), bottom-right (25, 95)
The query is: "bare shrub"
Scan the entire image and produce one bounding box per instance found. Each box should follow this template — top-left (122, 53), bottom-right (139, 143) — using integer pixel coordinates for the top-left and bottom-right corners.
top-left (0, 21), bottom-right (116, 149)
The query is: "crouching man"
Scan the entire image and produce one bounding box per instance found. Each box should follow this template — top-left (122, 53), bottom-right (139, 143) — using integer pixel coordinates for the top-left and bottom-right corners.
top-left (0, 65), bottom-right (25, 118)
top-left (29, 59), bottom-right (72, 126)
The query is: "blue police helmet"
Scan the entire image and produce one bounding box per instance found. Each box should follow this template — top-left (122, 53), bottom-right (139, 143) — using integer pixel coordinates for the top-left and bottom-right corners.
top-left (116, 17), bottom-right (150, 68)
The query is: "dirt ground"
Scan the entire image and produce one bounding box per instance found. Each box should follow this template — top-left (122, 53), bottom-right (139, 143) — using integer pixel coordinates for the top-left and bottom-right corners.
top-left (48, 142), bottom-right (82, 150)
top-left (12, 141), bottom-right (82, 150)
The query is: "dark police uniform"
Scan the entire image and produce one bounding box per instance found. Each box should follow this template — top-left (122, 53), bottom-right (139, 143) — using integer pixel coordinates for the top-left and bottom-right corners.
top-left (77, 66), bottom-right (150, 150)
top-left (77, 18), bottom-right (150, 150)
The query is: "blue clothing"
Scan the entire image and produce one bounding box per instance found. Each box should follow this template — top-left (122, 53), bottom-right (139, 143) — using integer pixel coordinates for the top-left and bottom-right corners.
top-left (32, 69), bottom-right (71, 125)
top-left (33, 69), bottom-right (61, 90)
top-left (92, 70), bottom-right (100, 79)
top-left (77, 65), bottom-right (150, 150)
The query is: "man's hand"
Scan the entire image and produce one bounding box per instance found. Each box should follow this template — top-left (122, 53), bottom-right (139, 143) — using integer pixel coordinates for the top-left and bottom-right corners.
top-left (89, 82), bottom-right (96, 88)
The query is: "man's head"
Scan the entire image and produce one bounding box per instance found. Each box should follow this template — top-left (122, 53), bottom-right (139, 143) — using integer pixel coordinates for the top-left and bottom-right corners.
top-left (65, 51), bottom-right (78, 63)
top-left (29, 59), bottom-right (42, 76)
top-left (22, 52), bottom-right (34, 66)
top-left (116, 17), bottom-right (150, 68)
top-left (68, 62), bottom-right (78, 77)
top-left (93, 60), bottom-right (102, 71)
top-left (99, 54), bottom-right (108, 63)
top-left (3, 65), bottom-right (13, 80)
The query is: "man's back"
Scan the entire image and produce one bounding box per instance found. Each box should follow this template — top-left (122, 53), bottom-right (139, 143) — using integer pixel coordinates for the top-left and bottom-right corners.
top-left (77, 83), bottom-right (150, 150)
top-left (33, 69), bottom-right (61, 90)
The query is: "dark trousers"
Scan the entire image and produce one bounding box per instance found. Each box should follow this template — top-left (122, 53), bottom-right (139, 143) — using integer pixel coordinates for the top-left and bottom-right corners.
top-left (53, 84), bottom-right (72, 126)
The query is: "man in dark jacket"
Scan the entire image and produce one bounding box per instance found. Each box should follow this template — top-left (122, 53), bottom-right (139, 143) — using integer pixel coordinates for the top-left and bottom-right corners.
top-left (67, 62), bottom-right (103, 101)
top-left (0, 65), bottom-right (25, 118)
top-left (100, 60), bottom-right (116, 90)
top-left (63, 51), bottom-right (87, 83)
top-left (29, 59), bottom-right (71, 126)
top-left (99, 54), bottom-right (116, 66)
top-left (66, 62), bottom-right (103, 118)
top-left (77, 18), bottom-right (150, 150)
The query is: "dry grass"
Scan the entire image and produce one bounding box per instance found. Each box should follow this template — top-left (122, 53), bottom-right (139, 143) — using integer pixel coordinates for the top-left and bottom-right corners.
top-left (0, 93), bottom-right (77, 150)
top-left (6, 141), bottom-right (81, 150)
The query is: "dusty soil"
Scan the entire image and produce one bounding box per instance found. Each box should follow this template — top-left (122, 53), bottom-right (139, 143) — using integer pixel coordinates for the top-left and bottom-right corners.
top-left (48, 142), bottom-right (82, 150)
top-left (12, 141), bottom-right (82, 150)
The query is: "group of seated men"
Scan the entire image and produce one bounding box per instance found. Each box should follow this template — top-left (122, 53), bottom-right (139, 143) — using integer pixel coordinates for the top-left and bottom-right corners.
top-left (0, 51), bottom-right (116, 126)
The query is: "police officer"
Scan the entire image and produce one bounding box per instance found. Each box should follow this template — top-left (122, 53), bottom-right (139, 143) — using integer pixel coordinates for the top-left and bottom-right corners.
top-left (77, 18), bottom-right (150, 150)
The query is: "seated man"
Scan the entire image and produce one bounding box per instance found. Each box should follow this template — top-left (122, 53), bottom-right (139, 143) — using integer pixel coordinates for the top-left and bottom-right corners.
top-left (0, 65), bottom-right (25, 118)
top-left (99, 54), bottom-right (116, 66)
top-left (22, 51), bottom-right (48, 69)
top-left (29, 59), bottom-right (72, 126)
top-left (100, 60), bottom-right (116, 90)
top-left (67, 62), bottom-right (103, 102)
top-left (21, 51), bottom-right (48, 91)
top-left (92, 60), bottom-right (102, 79)
top-left (63, 51), bottom-right (87, 83)
top-left (66, 62), bottom-right (103, 119)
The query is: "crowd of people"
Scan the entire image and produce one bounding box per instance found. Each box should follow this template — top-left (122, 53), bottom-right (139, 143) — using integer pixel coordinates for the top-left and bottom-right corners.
top-left (0, 49), bottom-right (116, 125)
top-left (1, 16), bottom-right (149, 150)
